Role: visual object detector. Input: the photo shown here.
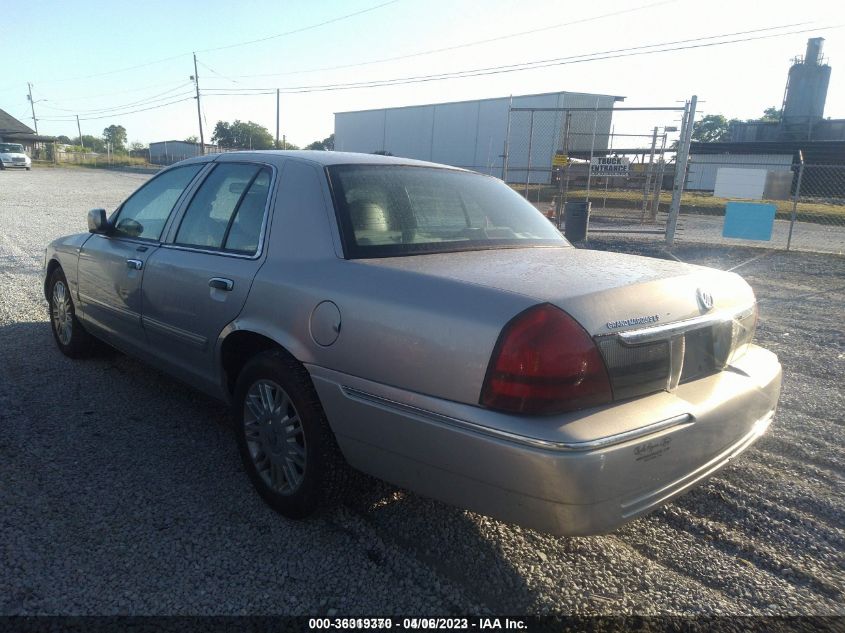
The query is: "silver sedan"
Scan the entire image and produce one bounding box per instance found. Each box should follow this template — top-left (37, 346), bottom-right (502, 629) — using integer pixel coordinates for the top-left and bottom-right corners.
top-left (43, 151), bottom-right (782, 535)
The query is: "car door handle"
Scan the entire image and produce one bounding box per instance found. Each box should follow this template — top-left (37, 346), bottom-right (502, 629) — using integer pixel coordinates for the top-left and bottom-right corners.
top-left (126, 259), bottom-right (143, 270)
top-left (209, 277), bottom-right (234, 291)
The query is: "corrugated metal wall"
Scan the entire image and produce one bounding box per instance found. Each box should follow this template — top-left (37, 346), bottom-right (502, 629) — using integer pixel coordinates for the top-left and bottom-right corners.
top-left (334, 91), bottom-right (618, 176)
top-left (687, 153), bottom-right (793, 191)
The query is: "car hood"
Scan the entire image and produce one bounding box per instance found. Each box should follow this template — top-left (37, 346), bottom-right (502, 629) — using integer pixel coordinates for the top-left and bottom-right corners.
top-left (356, 246), bottom-right (754, 335)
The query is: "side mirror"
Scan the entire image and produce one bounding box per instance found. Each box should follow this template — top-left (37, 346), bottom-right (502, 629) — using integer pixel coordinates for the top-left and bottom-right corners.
top-left (87, 208), bottom-right (108, 234)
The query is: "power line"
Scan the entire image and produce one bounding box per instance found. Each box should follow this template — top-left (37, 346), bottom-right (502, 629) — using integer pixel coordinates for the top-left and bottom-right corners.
top-left (31, 53), bottom-right (189, 85)
top-left (38, 92), bottom-right (195, 120)
top-left (221, 0), bottom-right (678, 80)
top-left (20, 0), bottom-right (399, 85)
top-left (38, 97), bottom-right (196, 122)
top-left (195, 0), bottom-right (401, 53)
top-left (196, 60), bottom-right (241, 85)
top-left (36, 80), bottom-right (191, 104)
top-left (39, 84), bottom-right (194, 115)
top-left (200, 22), bottom-right (829, 95)
top-left (31, 22), bottom-right (840, 130)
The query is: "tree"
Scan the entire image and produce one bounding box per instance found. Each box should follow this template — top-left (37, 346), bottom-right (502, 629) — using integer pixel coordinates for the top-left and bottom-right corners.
top-left (73, 135), bottom-right (106, 153)
top-left (211, 120), bottom-right (275, 150)
top-left (102, 125), bottom-right (127, 152)
top-left (56, 135), bottom-right (72, 144)
top-left (129, 141), bottom-right (147, 152)
top-left (306, 133), bottom-right (335, 151)
top-left (691, 114), bottom-right (739, 143)
top-left (185, 135), bottom-right (199, 143)
top-left (759, 107), bottom-right (782, 122)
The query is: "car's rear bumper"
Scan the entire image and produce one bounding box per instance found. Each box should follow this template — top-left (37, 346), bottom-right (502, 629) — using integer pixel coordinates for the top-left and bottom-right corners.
top-left (309, 344), bottom-right (781, 536)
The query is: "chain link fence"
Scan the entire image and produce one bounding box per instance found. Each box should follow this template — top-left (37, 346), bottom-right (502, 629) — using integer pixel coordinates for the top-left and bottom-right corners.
top-left (503, 104), bottom-right (688, 237)
top-left (669, 159), bottom-right (845, 254)
top-left (787, 163), bottom-right (845, 254)
top-left (504, 104), bottom-right (844, 255)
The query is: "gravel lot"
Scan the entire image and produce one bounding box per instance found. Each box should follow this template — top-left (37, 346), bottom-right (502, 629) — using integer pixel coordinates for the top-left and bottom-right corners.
top-left (1, 167), bottom-right (843, 616)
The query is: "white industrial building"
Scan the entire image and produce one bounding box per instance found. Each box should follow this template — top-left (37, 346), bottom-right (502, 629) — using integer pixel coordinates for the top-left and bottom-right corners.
top-left (686, 153), bottom-right (793, 191)
top-left (334, 91), bottom-right (622, 181)
top-left (148, 140), bottom-right (218, 166)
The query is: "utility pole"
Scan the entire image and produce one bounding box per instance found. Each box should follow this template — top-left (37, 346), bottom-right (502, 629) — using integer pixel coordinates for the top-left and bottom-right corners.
top-left (192, 53), bottom-right (205, 155)
top-left (27, 83), bottom-right (38, 134)
top-left (276, 89), bottom-right (280, 149)
top-left (76, 115), bottom-right (84, 149)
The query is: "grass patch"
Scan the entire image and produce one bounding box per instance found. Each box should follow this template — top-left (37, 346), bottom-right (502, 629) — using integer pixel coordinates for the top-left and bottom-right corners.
top-left (512, 184), bottom-right (845, 223)
top-left (59, 156), bottom-right (151, 169)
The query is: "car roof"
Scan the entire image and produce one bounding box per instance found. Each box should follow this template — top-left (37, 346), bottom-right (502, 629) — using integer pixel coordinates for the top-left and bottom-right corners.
top-left (191, 150), bottom-right (467, 170)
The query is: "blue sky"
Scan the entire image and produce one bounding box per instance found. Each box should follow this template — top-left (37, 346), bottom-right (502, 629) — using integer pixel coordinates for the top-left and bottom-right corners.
top-left (3, 0), bottom-right (843, 147)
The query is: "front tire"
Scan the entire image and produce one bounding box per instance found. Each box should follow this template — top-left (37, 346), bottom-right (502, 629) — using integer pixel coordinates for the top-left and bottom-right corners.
top-left (48, 268), bottom-right (93, 358)
top-left (234, 351), bottom-right (347, 519)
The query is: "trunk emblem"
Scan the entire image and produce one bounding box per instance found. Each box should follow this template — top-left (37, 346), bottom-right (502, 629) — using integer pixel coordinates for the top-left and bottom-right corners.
top-left (606, 314), bottom-right (659, 329)
top-left (697, 288), bottom-right (714, 312)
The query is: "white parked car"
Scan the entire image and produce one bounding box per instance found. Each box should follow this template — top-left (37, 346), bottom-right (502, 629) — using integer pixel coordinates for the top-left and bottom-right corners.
top-left (0, 143), bottom-right (32, 170)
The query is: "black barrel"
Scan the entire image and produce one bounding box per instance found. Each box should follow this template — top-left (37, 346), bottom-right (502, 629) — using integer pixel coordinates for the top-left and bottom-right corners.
top-left (563, 201), bottom-right (591, 242)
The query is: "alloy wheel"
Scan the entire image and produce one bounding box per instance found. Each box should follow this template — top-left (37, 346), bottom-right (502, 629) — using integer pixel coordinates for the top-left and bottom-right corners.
top-left (51, 281), bottom-right (73, 346)
top-left (243, 379), bottom-right (307, 495)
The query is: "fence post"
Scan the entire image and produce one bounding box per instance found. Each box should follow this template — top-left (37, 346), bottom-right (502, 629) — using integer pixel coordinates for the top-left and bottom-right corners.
top-left (524, 110), bottom-right (534, 198)
top-left (555, 111), bottom-right (572, 227)
top-left (502, 96), bottom-right (513, 182)
top-left (585, 97), bottom-right (600, 202)
top-left (650, 131), bottom-right (668, 220)
top-left (641, 127), bottom-right (658, 220)
top-left (786, 152), bottom-right (804, 251)
top-left (666, 95), bottom-right (697, 246)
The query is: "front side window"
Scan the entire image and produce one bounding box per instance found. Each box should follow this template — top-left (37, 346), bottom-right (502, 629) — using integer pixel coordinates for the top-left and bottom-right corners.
top-left (112, 164), bottom-right (203, 240)
top-left (328, 165), bottom-right (566, 258)
top-left (174, 163), bottom-right (271, 255)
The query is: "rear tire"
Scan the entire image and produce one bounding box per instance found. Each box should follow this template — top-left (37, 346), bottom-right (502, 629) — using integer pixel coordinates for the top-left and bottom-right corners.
top-left (48, 268), bottom-right (94, 358)
top-left (234, 350), bottom-right (348, 519)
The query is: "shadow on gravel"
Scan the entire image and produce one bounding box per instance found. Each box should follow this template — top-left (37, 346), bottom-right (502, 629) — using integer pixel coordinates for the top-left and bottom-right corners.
top-left (340, 481), bottom-right (536, 613)
top-left (0, 319), bottom-right (533, 614)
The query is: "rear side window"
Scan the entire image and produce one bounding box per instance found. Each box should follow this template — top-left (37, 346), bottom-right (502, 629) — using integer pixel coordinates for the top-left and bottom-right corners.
top-left (175, 163), bottom-right (271, 255)
top-left (113, 164), bottom-right (202, 240)
top-left (328, 165), bottom-right (565, 258)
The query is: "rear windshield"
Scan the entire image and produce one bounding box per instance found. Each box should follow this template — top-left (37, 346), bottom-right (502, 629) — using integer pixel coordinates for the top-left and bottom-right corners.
top-left (327, 165), bottom-right (566, 258)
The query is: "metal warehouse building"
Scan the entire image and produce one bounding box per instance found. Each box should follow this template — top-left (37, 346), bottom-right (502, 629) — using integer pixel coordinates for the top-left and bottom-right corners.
top-left (148, 140), bottom-right (218, 166)
top-left (334, 90), bottom-right (622, 179)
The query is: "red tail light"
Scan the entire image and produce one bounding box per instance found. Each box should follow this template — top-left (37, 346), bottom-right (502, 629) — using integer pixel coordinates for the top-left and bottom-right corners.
top-left (480, 304), bottom-right (612, 415)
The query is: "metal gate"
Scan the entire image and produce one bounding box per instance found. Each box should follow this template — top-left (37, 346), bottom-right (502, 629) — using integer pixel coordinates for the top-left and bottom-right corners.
top-left (503, 98), bottom-right (697, 243)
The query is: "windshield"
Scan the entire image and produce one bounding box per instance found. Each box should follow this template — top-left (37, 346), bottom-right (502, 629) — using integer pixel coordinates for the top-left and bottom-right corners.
top-left (328, 165), bottom-right (566, 258)
top-left (0, 144), bottom-right (25, 154)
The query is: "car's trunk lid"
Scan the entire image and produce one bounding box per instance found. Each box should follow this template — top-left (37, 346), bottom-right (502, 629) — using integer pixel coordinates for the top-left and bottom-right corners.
top-left (356, 246), bottom-right (753, 335)
top-left (358, 246), bottom-right (757, 402)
